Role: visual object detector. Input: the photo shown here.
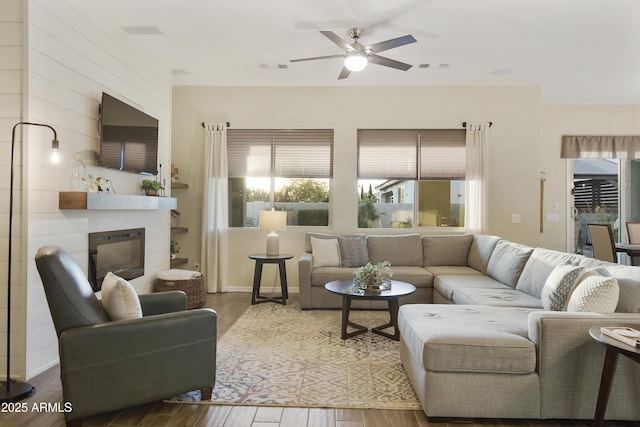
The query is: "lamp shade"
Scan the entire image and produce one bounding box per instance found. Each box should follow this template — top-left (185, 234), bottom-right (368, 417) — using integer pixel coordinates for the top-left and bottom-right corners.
top-left (259, 210), bottom-right (287, 232)
top-left (344, 52), bottom-right (368, 72)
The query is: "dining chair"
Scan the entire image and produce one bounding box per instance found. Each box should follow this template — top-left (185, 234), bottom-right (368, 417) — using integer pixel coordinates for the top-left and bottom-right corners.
top-left (587, 223), bottom-right (617, 263)
top-left (626, 221), bottom-right (640, 265)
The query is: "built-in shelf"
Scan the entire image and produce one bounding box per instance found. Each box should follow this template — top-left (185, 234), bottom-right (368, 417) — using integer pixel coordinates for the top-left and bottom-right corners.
top-left (171, 227), bottom-right (188, 234)
top-left (59, 192), bottom-right (177, 210)
top-left (171, 182), bottom-right (189, 189)
top-left (170, 257), bottom-right (188, 268)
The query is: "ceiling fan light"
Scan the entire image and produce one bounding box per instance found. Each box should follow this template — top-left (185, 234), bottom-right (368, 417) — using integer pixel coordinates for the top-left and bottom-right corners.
top-left (344, 53), bottom-right (368, 72)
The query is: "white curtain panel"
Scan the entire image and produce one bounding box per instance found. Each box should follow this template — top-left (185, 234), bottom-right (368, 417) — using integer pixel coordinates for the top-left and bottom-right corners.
top-left (464, 122), bottom-right (490, 234)
top-left (201, 123), bottom-right (229, 293)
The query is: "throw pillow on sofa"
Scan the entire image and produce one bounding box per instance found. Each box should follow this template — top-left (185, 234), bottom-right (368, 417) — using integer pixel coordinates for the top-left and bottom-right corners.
top-left (310, 236), bottom-right (341, 267)
top-left (101, 272), bottom-right (143, 320)
top-left (338, 235), bottom-right (369, 267)
top-left (540, 264), bottom-right (584, 310)
top-left (566, 273), bottom-right (619, 313)
top-left (486, 241), bottom-right (534, 288)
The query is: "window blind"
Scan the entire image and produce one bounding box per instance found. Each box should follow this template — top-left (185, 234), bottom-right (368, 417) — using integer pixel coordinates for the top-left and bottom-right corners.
top-left (227, 129), bottom-right (333, 178)
top-left (357, 129), bottom-right (465, 180)
top-left (420, 129), bottom-right (466, 179)
top-left (357, 130), bottom-right (418, 179)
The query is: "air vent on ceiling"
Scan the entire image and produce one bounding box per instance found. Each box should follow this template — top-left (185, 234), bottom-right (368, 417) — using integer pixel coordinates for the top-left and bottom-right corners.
top-left (258, 64), bottom-right (289, 70)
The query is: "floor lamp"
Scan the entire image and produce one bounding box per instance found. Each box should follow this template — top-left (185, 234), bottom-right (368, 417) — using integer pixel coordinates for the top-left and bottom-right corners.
top-left (0, 122), bottom-right (60, 403)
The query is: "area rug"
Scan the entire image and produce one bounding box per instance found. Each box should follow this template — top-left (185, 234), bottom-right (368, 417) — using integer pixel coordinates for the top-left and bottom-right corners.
top-left (194, 297), bottom-right (421, 410)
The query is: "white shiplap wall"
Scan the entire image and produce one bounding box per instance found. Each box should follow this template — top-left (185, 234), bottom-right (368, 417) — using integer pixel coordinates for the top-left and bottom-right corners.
top-left (0, 0), bottom-right (25, 381)
top-left (3, 0), bottom-right (174, 380)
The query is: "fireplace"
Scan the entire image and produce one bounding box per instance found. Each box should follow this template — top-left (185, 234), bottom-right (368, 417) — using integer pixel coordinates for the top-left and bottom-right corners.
top-left (88, 228), bottom-right (145, 291)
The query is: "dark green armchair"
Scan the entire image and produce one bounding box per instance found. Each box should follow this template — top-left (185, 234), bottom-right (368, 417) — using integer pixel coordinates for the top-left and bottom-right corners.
top-left (35, 246), bottom-right (217, 427)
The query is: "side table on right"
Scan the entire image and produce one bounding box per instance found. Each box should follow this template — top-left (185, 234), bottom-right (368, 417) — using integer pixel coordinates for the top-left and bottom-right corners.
top-left (589, 325), bottom-right (640, 427)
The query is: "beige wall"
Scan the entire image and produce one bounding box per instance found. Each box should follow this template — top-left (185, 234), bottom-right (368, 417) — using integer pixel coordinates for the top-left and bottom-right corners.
top-left (539, 105), bottom-right (640, 251)
top-left (0, 0), bottom-right (26, 382)
top-left (4, 0), bottom-right (173, 380)
top-left (172, 85), bottom-right (543, 291)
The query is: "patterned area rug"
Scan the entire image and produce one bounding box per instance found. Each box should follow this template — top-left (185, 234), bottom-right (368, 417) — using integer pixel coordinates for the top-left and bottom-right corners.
top-left (205, 297), bottom-right (421, 409)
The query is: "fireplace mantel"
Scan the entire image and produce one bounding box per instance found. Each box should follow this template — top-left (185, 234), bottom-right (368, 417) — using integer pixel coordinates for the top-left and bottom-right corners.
top-left (59, 192), bottom-right (177, 210)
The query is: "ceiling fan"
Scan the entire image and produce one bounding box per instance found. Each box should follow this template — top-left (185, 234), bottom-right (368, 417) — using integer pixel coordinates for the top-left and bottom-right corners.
top-left (289, 28), bottom-right (417, 80)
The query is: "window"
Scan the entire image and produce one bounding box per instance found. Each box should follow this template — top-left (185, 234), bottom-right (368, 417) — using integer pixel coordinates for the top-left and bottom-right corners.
top-left (357, 129), bottom-right (466, 228)
top-left (228, 129), bottom-right (333, 227)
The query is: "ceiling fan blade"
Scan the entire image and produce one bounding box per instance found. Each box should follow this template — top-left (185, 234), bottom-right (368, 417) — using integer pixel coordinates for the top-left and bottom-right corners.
top-left (320, 31), bottom-right (355, 52)
top-left (368, 54), bottom-right (412, 71)
top-left (338, 66), bottom-right (351, 80)
top-left (290, 54), bottom-right (345, 63)
top-left (367, 35), bottom-right (417, 54)
top-left (386, 24), bottom-right (438, 40)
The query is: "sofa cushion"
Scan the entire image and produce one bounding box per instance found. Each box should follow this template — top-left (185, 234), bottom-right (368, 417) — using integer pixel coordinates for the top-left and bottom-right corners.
top-left (426, 266), bottom-right (483, 277)
top-left (516, 248), bottom-right (583, 298)
top-left (566, 273), bottom-right (619, 313)
top-left (311, 266), bottom-right (358, 287)
top-left (337, 235), bottom-right (369, 267)
top-left (367, 234), bottom-right (423, 267)
top-left (486, 241), bottom-right (534, 288)
top-left (310, 237), bottom-right (341, 267)
top-left (452, 288), bottom-right (544, 309)
top-left (467, 234), bottom-right (501, 273)
top-left (398, 304), bottom-right (537, 374)
top-left (423, 235), bottom-right (474, 267)
top-left (435, 274), bottom-right (510, 302)
top-left (540, 264), bottom-right (584, 311)
top-left (387, 266), bottom-right (434, 288)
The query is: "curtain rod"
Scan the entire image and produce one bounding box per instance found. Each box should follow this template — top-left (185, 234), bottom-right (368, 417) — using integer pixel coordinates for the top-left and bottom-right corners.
top-left (202, 122), bottom-right (231, 128)
top-left (462, 121), bottom-right (492, 128)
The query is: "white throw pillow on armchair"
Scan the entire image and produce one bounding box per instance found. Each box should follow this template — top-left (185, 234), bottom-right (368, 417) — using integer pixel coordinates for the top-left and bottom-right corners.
top-left (101, 272), bottom-right (143, 320)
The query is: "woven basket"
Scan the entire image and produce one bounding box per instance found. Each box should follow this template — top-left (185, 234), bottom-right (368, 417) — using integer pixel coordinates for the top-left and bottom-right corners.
top-left (154, 275), bottom-right (206, 309)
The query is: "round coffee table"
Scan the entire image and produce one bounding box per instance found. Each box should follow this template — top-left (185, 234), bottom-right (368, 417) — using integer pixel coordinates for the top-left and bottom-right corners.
top-left (324, 279), bottom-right (416, 341)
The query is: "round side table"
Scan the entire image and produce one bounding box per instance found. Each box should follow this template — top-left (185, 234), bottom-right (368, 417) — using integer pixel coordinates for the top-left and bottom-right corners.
top-left (249, 254), bottom-right (293, 305)
top-left (589, 325), bottom-right (640, 427)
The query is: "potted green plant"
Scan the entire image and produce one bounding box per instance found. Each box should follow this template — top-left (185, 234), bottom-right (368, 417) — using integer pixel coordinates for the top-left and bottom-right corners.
top-left (141, 179), bottom-right (163, 196)
top-left (352, 261), bottom-right (393, 292)
top-left (170, 239), bottom-right (180, 259)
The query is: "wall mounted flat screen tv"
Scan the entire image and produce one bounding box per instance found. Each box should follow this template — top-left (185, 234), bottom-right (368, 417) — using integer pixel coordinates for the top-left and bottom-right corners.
top-left (99, 92), bottom-right (159, 175)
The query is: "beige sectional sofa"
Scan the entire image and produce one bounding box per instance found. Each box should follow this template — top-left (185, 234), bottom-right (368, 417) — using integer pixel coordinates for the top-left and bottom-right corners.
top-left (298, 232), bottom-right (640, 421)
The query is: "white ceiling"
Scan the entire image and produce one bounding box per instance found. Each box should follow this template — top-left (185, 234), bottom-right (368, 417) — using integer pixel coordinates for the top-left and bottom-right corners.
top-left (63, 0), bottom-right (640, 104)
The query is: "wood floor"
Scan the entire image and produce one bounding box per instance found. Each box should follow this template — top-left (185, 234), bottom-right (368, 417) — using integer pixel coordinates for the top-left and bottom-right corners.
top-left (0, 292), bottom-right (635, 427)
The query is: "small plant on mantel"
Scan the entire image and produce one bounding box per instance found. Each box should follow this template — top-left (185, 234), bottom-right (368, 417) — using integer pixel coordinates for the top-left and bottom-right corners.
top-left (170, 240), bottom-right (180, 259)
top-left (141, 179), bottom-right (164, 196)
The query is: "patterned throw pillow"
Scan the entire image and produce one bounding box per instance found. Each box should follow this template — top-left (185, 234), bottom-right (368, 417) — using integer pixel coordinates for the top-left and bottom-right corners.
top-left (310, 237), bottom-right (341, 267)
top-left (540, 264), bottom-right (584, 311)
top-left (566, 273), bottom-right (619, 313)
top-left (338, 235), bottom-right (369, 268)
